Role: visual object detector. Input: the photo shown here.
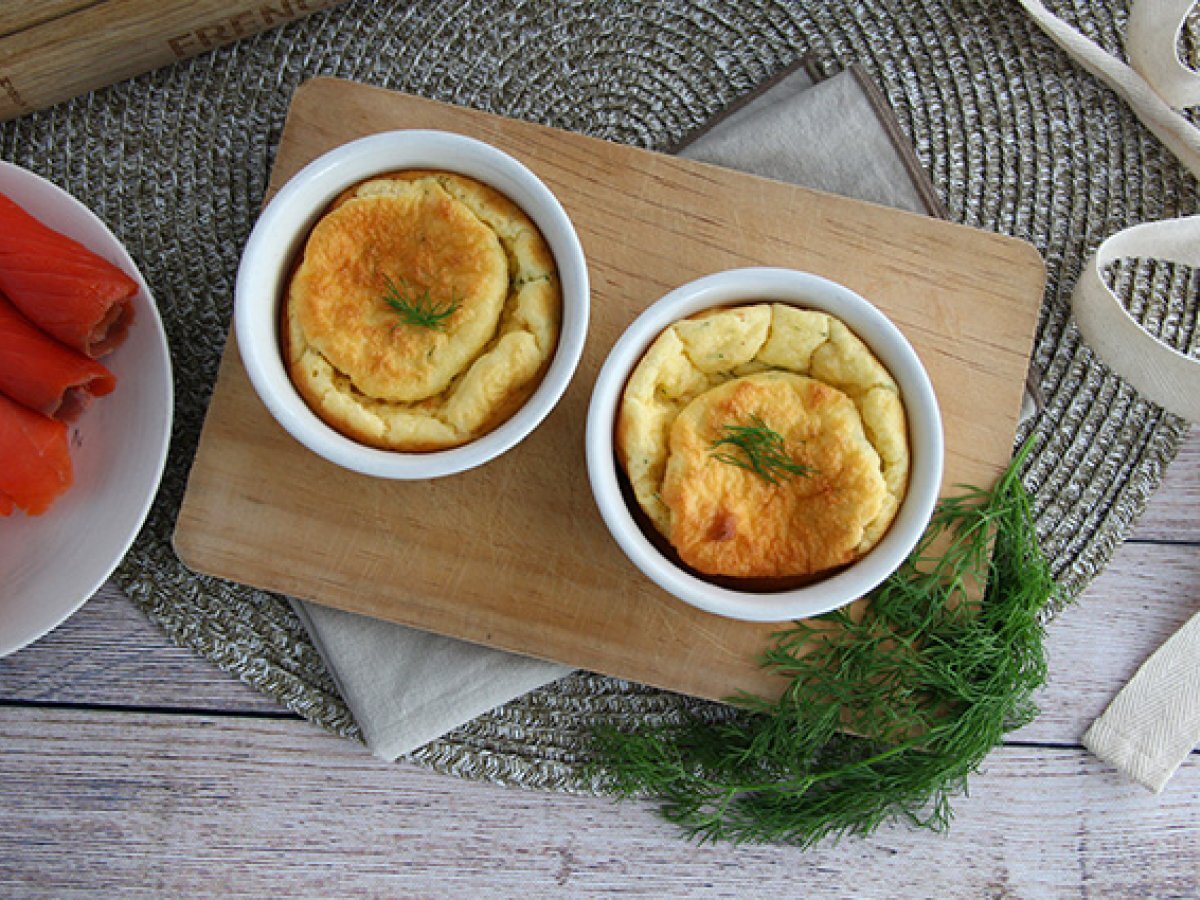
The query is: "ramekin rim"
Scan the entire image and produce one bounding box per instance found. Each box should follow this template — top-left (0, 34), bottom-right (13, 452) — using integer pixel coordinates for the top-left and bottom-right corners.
top-left (584, 266), bottom-right (944, 622)
top-left (234, 129), bottom-right (590, 479)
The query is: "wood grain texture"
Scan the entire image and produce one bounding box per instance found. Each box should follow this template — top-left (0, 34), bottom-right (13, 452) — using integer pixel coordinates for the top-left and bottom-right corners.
top-left (0, 390), bottom-right (1195, 894)
top-left (1014, 538), bottom-right (1200, 743)
top-left (0, 583), bottom-right (283, 713)
top-left (1132, 424), bottom-right (1200, 543)
top-left (0, 1), bottom-right (96, 37)
top-left (0, 707), bottom-right (1195, 896)
top-left (4, 434), bottom-right (1193, 723)
top-left (174, 78), bottom-right (1046, 704)
top-left (1, 528), bottom-right (1193, 739)
top-left (0, 0), bottom-right (346, 121)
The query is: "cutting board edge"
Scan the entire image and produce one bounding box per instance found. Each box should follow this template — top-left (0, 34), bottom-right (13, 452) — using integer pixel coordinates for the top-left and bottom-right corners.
top-left (171, 75), bottom-right (1049, 703)
top-left (285, 76), bottom-right (1050, 275)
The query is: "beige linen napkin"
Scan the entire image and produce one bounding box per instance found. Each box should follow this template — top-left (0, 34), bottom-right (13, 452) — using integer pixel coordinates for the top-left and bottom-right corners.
top-left (1082, 611), bottom-right (1200, 793)
top-left (293, 58), bottom-right (945, 760)
top-left (1021, 0), bottom-right (1200, 791)
top-left (291, 599), bottom-right (569, 760)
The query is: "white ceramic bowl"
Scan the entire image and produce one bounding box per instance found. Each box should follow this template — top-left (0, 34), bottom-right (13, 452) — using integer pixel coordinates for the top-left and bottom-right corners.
top-left (235, 130), bottom-right (589, 479)
top-left (586, 267), bottom-right (944, 623)
top-left (0, 162), bottom-right (173, 657)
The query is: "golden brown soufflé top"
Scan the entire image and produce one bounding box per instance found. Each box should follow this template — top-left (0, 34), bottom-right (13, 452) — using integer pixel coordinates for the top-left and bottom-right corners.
top-left (285, 170), bottom-right (561, 451)
top-left (616, 303), bottom-right (909, 580)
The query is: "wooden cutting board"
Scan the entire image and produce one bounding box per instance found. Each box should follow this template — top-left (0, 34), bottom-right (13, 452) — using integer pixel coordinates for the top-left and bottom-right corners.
top-left (174, 77), bottom-right (1045, 702)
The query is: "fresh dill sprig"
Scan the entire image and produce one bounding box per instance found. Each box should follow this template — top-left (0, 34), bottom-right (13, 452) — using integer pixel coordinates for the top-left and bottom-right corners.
top-left (709, 414), bottom-right (815, 484)
top-left (588, 438), bottom-right (1060, 847)
top-left (380, 275), bottom-right (460, 331)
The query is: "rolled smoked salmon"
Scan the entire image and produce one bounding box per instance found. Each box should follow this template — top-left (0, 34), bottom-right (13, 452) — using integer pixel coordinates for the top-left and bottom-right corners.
top-left (0, 191), bottom-right (136, 357)
top-left (0, 293), bottom-right (115, 421)
top-left (0, 391), bottom-right (73, 516)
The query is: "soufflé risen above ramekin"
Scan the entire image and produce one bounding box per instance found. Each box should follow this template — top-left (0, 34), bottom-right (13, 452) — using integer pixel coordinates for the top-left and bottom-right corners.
top-left (616, 302), bottom-right (909, 581)
top-left (284, 170), bottom-right (561, 451)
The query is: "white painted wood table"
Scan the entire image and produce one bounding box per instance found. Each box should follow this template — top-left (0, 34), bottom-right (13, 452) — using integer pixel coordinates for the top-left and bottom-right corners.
top-left (2, 428), bottom-right (1197, 896)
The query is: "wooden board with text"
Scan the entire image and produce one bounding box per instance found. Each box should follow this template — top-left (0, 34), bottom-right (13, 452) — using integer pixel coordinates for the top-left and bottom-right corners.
top-left (0, 0), bottom-right (345, 122)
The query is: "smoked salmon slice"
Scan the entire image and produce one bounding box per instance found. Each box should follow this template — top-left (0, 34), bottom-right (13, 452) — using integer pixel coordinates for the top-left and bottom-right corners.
top-left (0, 391), bottom-right (73, 516)
top-left (0, 293), bottom-right (115, 421)
top-left (0, 191), bottom-right (136, 358)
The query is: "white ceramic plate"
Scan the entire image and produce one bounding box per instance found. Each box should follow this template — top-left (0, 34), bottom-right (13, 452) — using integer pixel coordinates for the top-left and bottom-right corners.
top-left (0, 161), bottom-right (173, 657)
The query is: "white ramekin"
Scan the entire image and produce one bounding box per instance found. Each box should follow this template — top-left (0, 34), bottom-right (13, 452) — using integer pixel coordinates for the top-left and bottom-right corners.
top-left (585, 267), bottom-right (944, 623)
top-left (235, 130), bottom-right (589, 479)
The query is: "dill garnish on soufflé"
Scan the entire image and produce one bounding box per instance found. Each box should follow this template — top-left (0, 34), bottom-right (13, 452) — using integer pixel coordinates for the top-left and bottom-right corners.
top-left (381, 274), bottom-right (461, 331)
top-left (708, 413), bottom-right (817, 485)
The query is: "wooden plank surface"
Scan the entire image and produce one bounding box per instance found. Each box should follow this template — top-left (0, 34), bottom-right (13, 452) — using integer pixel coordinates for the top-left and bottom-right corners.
top-left (0, 529), bottom-right (1193, 742)
top-left (0, 431), bottom-right (1196, 894)
top-left (1132, 425), bottom-right (1200, 542)
top-left (0, 710), bottom-right (1195, 896)
top-left (0, 582), bottom-right (284, 712)
top-left (0, 0), bottom-right (347, 121)
top-left (0, 1), bottom-right (96, 37)
top-left (174, 78), bottom-right (1046, 704)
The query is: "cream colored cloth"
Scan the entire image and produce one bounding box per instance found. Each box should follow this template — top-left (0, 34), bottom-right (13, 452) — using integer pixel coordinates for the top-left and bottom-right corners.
top-left (294, 60), bottom-right (943, 760)
top-left (1083, 611), bottom-right (1200, 793)
top-left (1019, 0), bottom-right (1200, 174)
top-left (1021, 0), bottom-right (1200, 789)
top-left (291, 600), bottom-right (568, 761)
top-left (1071, 216), bottom-right (1200, 421)
top-left (675, 61), bottom-right (945, 216)
top-left (1019, 0), bottom-right (1200, 418)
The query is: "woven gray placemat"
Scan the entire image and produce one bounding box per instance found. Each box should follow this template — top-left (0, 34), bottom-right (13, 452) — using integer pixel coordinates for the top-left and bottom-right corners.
top-left (1, 0), bottom-right (1196, 791)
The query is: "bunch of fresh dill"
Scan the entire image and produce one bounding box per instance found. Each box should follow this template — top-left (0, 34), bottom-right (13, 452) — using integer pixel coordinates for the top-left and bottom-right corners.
top-left (589, 441), bottom-right (1061, 846)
